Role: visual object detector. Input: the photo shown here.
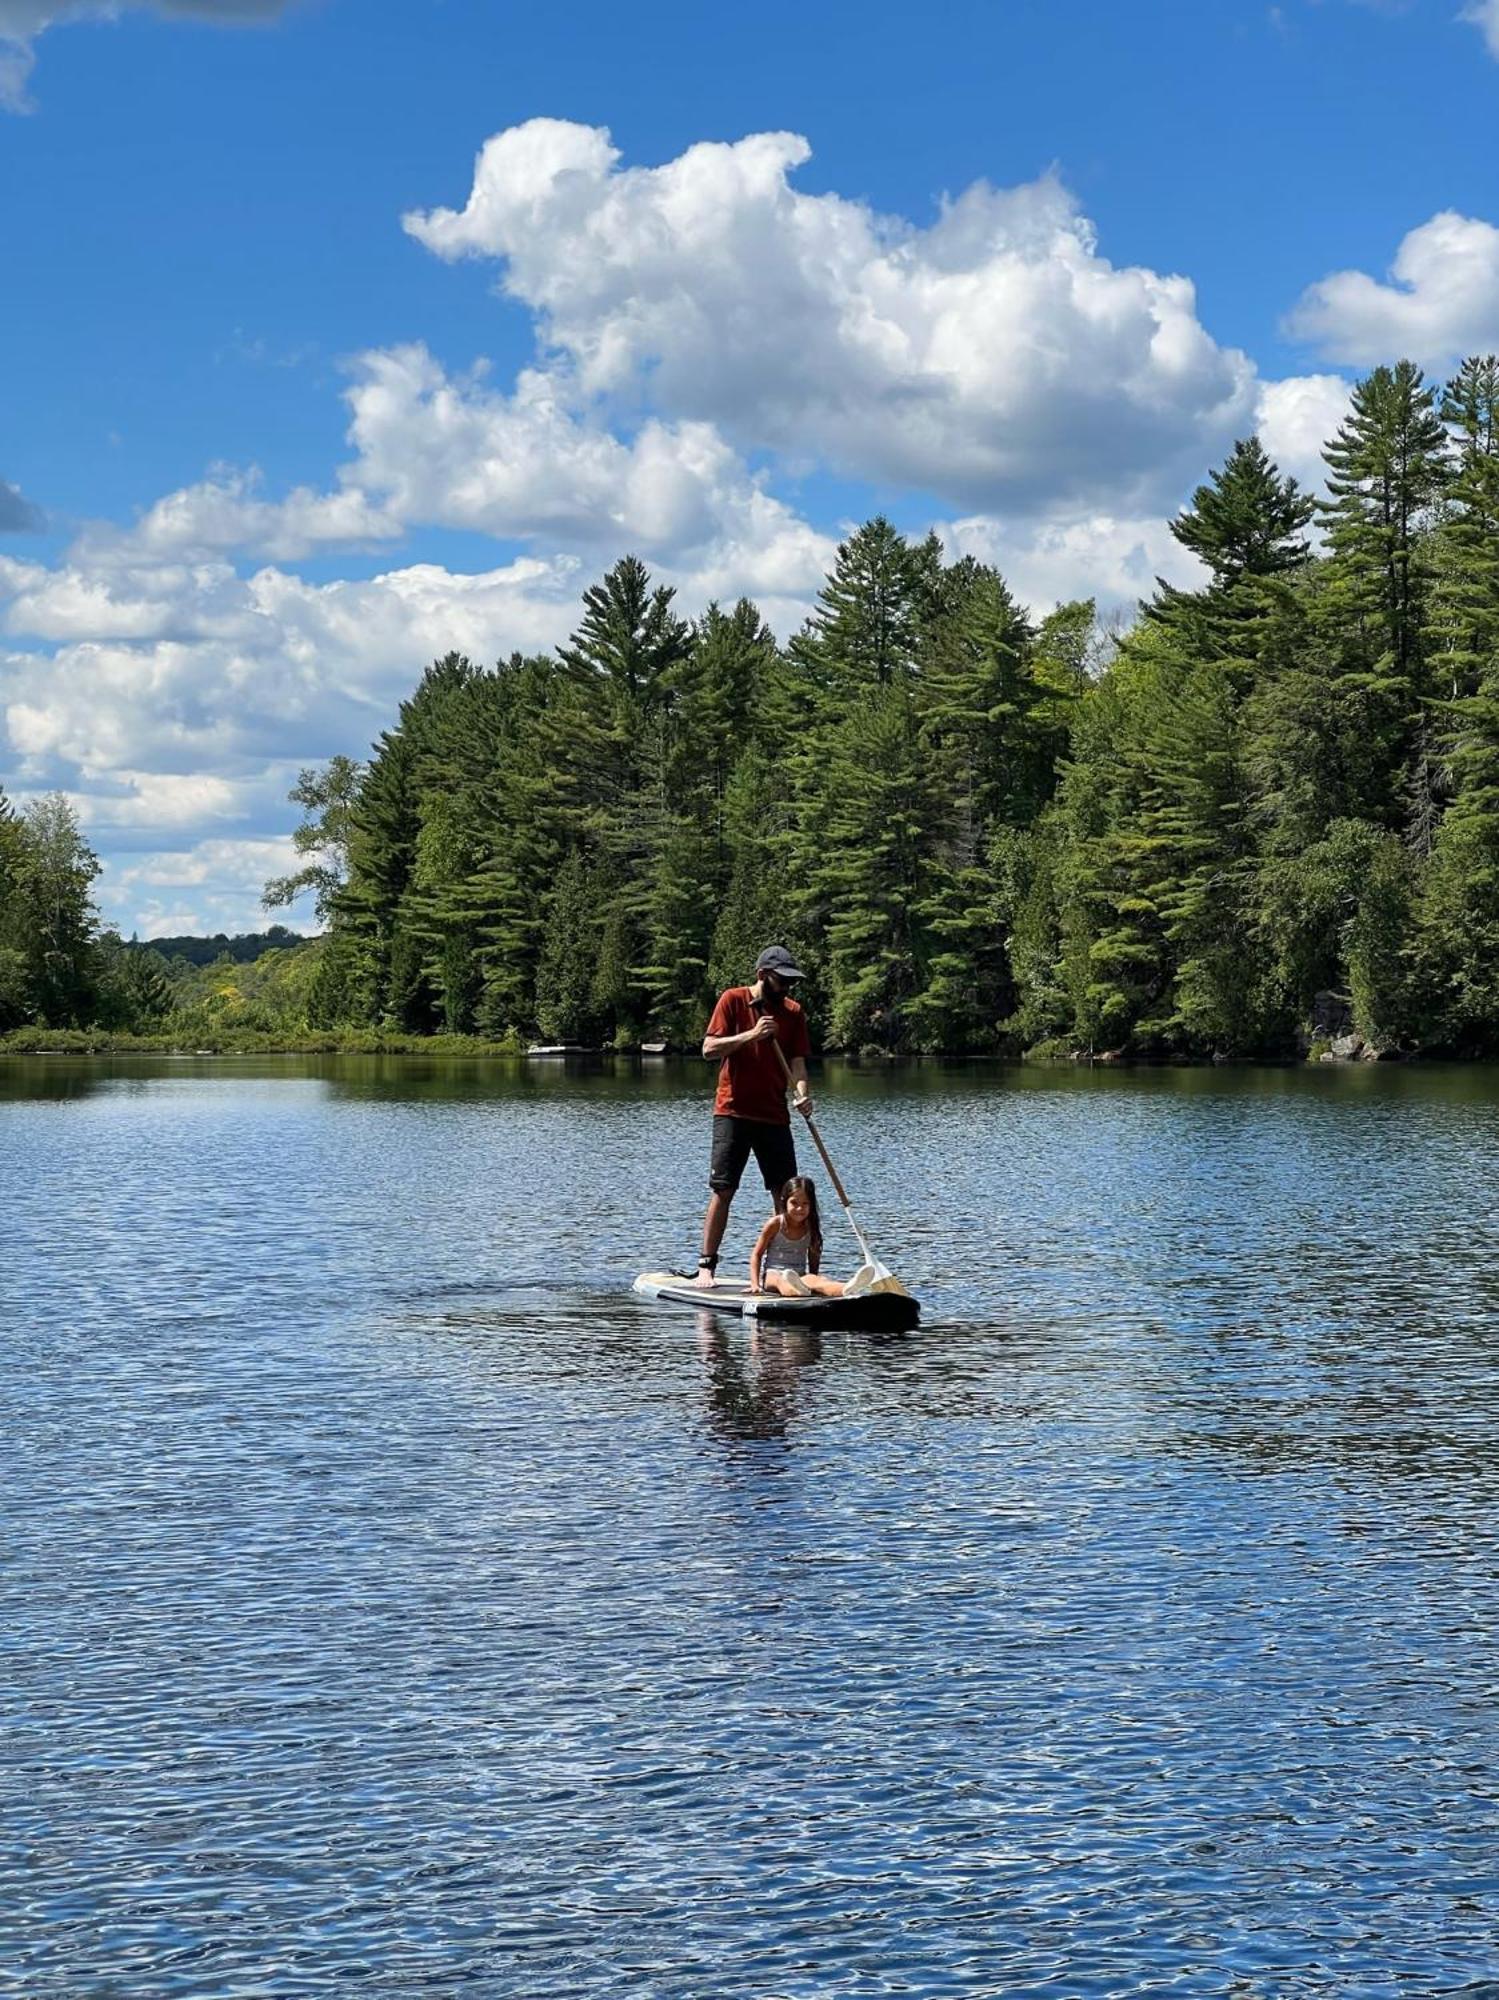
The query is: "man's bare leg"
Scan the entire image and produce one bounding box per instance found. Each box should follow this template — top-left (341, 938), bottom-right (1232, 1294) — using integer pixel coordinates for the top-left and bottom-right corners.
top-left (696, 1188), bottom-right (733, 1286)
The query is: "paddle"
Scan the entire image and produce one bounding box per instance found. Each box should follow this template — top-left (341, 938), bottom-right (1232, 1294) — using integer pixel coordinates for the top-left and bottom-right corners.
top-left (770, 1038), bottom-right (911, 1300)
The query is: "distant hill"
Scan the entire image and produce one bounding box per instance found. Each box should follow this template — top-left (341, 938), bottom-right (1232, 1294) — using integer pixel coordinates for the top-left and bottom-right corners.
top-left (128, 926), bottom-right (317, 967)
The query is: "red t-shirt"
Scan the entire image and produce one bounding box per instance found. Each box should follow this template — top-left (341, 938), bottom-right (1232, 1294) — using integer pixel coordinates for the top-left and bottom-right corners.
top-left (707, 987), bottom-right (811, 1125)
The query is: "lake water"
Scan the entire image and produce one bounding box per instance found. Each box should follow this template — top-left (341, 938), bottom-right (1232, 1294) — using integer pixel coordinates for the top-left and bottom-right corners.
top-left (3, 1055), bottom-right (1499, 1997)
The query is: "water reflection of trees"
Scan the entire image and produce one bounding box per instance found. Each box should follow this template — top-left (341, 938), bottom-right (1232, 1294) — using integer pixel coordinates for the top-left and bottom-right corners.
top-left (0, 1058), bottom-right (121, 1101)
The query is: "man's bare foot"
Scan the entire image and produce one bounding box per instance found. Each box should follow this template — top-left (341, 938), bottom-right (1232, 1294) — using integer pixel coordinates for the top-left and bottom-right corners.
top-left (693, 1263), bottom-right (718, 1289)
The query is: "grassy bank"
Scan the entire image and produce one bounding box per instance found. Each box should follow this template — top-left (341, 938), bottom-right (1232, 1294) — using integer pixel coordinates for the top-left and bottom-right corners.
top-left (0, 1026), bottom-right (531, 1057)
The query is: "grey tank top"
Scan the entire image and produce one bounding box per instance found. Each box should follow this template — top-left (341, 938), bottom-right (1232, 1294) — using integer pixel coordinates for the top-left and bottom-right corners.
top-left (765, 1223), bottom-right (812, 1274)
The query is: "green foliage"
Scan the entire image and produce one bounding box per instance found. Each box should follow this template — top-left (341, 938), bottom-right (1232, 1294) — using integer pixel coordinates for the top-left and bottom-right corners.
top-left (1345, 829), bottom-right (1423, 1047)
top-left (1411, 357), bottom-right (1499, 1049)
top-left (811, 681), bottom-right (934, 1051)
top-left (231, 403), bottom-right (1499, 1062)
top-left (261, 755), bottom-right (362, 923)
top-left (0, 791), bottom-right (30, 1032)
top-left (14, 364), bottom-right (1499, 1061)
top-left (162, 938), bottom-right (335, 1034)
top-left (94, 935), bottom-right (176, 1032)
top-left (1317, 361), bottom-right (1450, 831)
top-left (138, 926), bottom-right (310, 967)
top-left (708, 750), bottom-right (794, 996)
top-left (6, 794), bottom-right (101, 1027)
top-left (791, 516), bottom-right (925, 701)
top-left (1170, 435), bottom-right (1315, 586)
top-left (534, 848), bottom-right (605, 1042)
top-left (1422, 807), bottom-right (1499, 1046)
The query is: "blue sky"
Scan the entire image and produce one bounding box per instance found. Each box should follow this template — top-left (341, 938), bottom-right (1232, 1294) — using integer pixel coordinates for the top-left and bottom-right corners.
top-left (3, 0), bottom-right (1499, 935)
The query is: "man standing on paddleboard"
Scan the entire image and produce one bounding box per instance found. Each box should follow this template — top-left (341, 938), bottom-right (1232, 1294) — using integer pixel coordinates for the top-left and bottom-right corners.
top-left (694, 944), bottom-right (813, 1287)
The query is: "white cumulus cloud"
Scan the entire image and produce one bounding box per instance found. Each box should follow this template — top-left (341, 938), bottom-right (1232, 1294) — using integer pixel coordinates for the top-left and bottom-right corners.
top-left (942, 510), bottom-right (1205, 620)
top-left (0, 552), bottom-right (590, 929)
top-left (405, 119), bottom-right (1259, 517)
top-left (1255, 373), bottom-right (1352, 494)
top-left (5, 119), bottom-right (1341, 933)
top-left (83, 344), bottom-right (839, 633)
top-left (1, 553), bottom-right (583, 779)
top-left (339, 344), bottom-right (832, 587)
top-left (108, 471), bottom-right (403, 565)
top-left (105, 836), bottom-right (304, 940)
top-left (1286, 211), bottom-right (1499, 369)
top-left (65, 770), bottom-right (243, 829)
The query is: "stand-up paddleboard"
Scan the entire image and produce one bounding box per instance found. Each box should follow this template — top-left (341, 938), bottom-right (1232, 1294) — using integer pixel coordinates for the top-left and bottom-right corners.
top-left (633, 1272), bottom-right (921, 1333)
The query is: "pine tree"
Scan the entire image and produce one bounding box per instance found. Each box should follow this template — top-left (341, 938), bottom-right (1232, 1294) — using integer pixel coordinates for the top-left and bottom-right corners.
top-left (1430, 357), bottom-right (1499, 702)
top-left (992, 818), bottom-right (1069, 1050)
top-left (1318, 361), bottom-right (1450, 828)
top-left (534, 847), bottom-right (604, 1043)
top-left (403, 664), bottom-right (531, 1035)
top-left (1170, 436), bottom-right (1314, 587)
top-left (708, 749), bottom-right (795, 996)
top-left (462, 654), bottom-right (581, 1038)
top-left (910, 558), bottom-right (1061, 1048)
top-left (337, 655), bottom-right (477, 1027)
top-left (590, 887), bottom-right (638, 1043)
top-left (1045, 646), bottom-right (1189, 1053)
top-left (679, 598), bottom-right (779, 799)
top-left (1240, 574), bottom-right (1370, 860)
top-left (632, 600), bottom-right (778, 1036)
top-left (1089, 442), bottom-right (1318, 1049)
top-left (1421, 357), bottom-right (1499, 1044)
top-left (809, 681), bottom-right (937, 1052)
top-left (1147, 659), bottom-right (1267, 1050)
top-left (557, 552), bottom-right (691, 864)
top-left (1154, 438), bottom-right (1316, 706)
top-left (638, 811), bottom-right (715, 1039)
top-left (1345, 829), bottom-right (1421, 1047)
top-left (790, 517), bottom-right (923, 702)
top-left (786, 519), bottom-right (930, 1043)
top-left (1422, 784), bottom-right (1499, 1047)
top-left (0, 788), bottom-right (30, 1030)
top-left (555, 557), bottom-right (692, 1037)
top-left (559, 555), bottom-right (692, 706)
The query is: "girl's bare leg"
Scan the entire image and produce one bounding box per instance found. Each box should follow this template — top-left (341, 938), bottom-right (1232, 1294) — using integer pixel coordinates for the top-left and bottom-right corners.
top-left (801, 1274), bottom-right (845, 1297)
top-left (765, 1270), bottom-right (811, 1297)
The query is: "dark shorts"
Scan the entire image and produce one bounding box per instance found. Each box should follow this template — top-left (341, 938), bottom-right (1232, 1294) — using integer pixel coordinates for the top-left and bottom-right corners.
top-left (709, 1115), bottom-right (797, 1198)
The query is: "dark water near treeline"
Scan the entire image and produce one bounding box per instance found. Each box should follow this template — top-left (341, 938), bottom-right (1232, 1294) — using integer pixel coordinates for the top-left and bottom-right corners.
top-left (4, 1055), bottom-right (1499, 1997)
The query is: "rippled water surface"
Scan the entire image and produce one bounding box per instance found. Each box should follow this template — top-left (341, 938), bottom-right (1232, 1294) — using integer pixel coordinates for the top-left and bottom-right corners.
top-left (4, 1055), bottom-right (1499, 1997)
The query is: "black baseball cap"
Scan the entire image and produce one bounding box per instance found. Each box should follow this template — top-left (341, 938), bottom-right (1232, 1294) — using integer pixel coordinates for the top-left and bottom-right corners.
top-left (756, 944), bottom-right (805, 981)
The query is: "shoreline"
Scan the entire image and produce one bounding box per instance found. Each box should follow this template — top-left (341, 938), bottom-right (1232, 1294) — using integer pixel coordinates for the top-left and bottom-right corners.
top-left (0, 1029), bottom-right (1484, 1066)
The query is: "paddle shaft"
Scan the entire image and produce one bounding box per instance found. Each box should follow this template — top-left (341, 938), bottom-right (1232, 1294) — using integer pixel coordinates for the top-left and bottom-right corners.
top-left (770, 1037), bottom-right (852, 1209)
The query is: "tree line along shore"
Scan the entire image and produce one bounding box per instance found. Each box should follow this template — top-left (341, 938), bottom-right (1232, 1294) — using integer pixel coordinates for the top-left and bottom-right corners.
top-left (5, 354), bottom-right (1499, 1063)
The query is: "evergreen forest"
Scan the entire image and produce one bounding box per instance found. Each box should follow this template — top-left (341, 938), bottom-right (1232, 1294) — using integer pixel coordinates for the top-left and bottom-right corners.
top-left (7, 355), bottom-right (1499, 1061)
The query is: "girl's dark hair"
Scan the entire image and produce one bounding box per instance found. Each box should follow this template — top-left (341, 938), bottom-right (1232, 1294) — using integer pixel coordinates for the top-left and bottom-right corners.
top-left (778, 1175), bottom-right (823, 1251)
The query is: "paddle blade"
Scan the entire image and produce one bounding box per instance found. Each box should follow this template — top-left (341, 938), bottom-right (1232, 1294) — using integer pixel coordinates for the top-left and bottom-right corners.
top-left (844, 1260), bottom-right (913, 1300)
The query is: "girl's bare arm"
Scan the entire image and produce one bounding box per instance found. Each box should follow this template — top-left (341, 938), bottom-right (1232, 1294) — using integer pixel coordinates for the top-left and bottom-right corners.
top-left (749, 1216), bottom-right (777, 1291)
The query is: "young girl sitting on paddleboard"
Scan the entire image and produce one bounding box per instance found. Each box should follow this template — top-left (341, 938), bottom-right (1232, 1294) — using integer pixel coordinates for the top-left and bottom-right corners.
top-left (750, 1177), bottom-right (846, 1298)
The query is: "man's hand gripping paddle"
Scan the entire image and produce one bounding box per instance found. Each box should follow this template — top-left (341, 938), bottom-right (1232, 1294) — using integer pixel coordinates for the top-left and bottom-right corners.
top-left (771, 1041), bottom-right (911, 1300)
